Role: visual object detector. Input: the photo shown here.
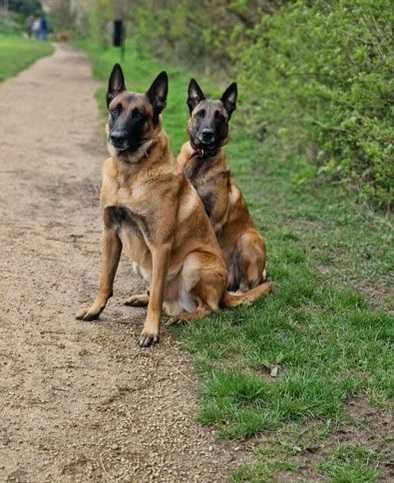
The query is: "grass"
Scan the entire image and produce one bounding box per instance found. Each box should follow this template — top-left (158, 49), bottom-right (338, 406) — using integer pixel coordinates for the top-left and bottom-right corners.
top-left (319, 445), bottom-right (379, 482)
top-left (0, 34), bottom-right (53, 82)
top-left (233, 442), bottom-right (382, 482)
top-left (81, 40), bottom-right (393, 481)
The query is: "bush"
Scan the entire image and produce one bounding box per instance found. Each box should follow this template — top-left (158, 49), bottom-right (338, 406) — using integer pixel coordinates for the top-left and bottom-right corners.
top-left (0, 12), bottom-right (23, 35)
top-left (8, 0), bottom-right (42, 17)
top-left (238, 0), bottom-right (393, 208)
top-left (129, 1), bottom-right (285, 70)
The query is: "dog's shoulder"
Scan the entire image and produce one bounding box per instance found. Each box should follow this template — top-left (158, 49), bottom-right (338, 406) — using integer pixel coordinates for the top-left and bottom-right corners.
top-left (177, 142), bottom-right (193, 169)
top-left (100, 157), bottom-right (120, 206)
top-left (102, 156), bottom-right (117, 177)
top-left (226, 179), bottom-right (255, 228)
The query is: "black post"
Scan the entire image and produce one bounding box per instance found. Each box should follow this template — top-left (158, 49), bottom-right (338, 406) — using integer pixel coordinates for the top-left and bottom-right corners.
top-left (113, 19), bottom-right (125, 61)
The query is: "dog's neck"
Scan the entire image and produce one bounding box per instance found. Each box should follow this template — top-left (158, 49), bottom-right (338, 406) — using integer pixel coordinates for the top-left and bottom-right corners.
top-left (182, 141), bottom-right (228, 182)
top-left (120, 139), bottom-right (155, 164)
top-left (109, 130), bottom-right (173, 177)
top-left (187, 141), bottom-right (226, 167)
top-left (108, 137), bottom-right (155, 165)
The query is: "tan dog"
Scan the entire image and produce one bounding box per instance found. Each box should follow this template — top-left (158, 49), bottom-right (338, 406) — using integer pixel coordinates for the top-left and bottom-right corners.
top-left (76, 65), bottom-right (272, 347)
top-left (178, 79), bottom-right (268, 292)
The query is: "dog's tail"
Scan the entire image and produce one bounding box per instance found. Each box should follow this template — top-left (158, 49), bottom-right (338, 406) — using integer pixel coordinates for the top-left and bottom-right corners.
top-left (221, 281), bottom-right (273, 308)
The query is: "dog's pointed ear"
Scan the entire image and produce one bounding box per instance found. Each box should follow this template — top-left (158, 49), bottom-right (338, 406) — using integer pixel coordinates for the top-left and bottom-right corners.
top-left (107, 63), bottom-right (126, 108)
top-left (221, 82), bottom-right (237, 118)
top-left (146, 71), bottom-right (168, 120)
top-left (187, 79), bottom-right (205, 113)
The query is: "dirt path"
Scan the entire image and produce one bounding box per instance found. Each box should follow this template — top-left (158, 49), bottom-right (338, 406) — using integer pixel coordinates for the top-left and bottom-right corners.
top-left (0, 45), bottom-right (246, 483)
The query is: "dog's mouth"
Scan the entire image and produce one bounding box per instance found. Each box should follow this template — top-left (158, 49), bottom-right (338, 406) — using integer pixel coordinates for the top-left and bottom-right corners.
top-left (108, 137), bottom-right (130, 152)
top-left (109, 136), bottom-right (146, 154)
top-left (190, 137), bottom-right (220, 157)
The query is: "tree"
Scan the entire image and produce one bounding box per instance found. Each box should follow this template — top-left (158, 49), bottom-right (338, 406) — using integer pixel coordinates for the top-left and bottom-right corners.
top-left (9, 0), bottom-right (42, 16)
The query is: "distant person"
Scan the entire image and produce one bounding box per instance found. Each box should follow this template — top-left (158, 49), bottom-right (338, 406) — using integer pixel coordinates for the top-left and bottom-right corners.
top-left (26, 15), bottom-right (34, 38)
top-left (38, 15), bottom-right (48, 41)
top-left (32, 17), bottom-right (41, 39)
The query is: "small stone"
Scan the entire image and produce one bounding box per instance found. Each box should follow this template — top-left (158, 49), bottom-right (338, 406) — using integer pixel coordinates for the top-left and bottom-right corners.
top-left (270, 365), bottom-right (279, 377)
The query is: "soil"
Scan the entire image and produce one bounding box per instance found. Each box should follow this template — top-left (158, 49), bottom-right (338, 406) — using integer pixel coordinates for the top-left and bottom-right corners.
top-left (0, 45), bottom-right (248, 482)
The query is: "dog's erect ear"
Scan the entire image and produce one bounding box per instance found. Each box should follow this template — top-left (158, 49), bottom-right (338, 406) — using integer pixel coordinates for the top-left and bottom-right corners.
top-left (107, 64), bottom-right (126, 108)
top-left (187, 79), bottom-right (205, 113)
top-left (146, 71), bottom-right (168, 120)
top-left (221, 82), bottom-right (237, 118)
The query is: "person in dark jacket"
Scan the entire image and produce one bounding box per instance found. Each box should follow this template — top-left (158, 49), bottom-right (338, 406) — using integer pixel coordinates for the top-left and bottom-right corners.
top-left (38, 15), bottom-right (48, 41)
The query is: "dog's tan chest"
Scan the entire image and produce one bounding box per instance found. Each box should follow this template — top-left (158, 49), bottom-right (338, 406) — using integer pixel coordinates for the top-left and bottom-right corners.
top-left (104, 202), bottom-right (152, 243)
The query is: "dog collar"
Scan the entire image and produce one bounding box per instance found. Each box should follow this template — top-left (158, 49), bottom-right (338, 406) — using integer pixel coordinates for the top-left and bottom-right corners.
top-left (190, 144), bottom-right (219, 160)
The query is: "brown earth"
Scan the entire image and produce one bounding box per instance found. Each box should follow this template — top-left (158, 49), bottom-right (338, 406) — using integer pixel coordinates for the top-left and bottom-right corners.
top-left (0, 45), bottom-right (248, 482)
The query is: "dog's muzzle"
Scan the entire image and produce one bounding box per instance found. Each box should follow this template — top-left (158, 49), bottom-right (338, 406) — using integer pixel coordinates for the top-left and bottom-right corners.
top-left (109, 130), bottom-right (130, 151)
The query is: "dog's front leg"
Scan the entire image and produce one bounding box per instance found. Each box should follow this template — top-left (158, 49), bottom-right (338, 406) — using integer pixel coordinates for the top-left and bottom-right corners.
top-left (76, 226), bottom-right (122, 321)
top-left (138, 242), bottom-right (171, 347)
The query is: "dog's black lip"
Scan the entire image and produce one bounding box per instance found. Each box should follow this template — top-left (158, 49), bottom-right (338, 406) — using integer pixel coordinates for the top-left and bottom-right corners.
top-left (108, 137), bottom-right (130, 152)
top-left (109, 139), bottom-right (147, 154)
top-left (191, 137), bottom-right (220, 157)
top-left (112, 144), bottom-right (130, 152)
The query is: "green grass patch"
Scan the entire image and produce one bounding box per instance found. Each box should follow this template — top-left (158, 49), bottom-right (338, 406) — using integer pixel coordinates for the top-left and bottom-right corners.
top-left (232, 425), bottom-right (388, 482)
top-left (233, 460), bottom-right (300, 483)
top-left (0, 34), bottom-right (53, 82)
top-left (80, 39), bottom-right (393, 481)
top-left (319, 444), bottom-right (379, 482)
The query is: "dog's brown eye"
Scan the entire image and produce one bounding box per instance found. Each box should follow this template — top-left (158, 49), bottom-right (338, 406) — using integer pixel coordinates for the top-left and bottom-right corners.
top-left (111, 105), bottom-right (121, 119)
top-left (214, 110), bottom-right (224, 120)
top-left (197, 109), bottom-right (206, 118)
top-left (132, 108), bottom-right (144, 120)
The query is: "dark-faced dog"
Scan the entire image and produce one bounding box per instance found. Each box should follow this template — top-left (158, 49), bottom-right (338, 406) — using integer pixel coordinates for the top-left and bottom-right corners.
top-left (178, 79), bottom-right (269, 292)
top-left (76, 65), bottom-right (272, 346)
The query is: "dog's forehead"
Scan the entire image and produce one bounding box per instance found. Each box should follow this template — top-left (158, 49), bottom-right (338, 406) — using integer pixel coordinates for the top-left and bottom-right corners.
top-left (195, 99), bottom-right (226, 116)
top-left (111, 92), bottom-right (151, 111)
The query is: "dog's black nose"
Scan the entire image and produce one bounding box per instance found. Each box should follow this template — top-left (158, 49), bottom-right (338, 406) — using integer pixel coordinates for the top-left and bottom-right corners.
top-left (110, 130), bottom-right (127, 147)
top-left (201, 128), bottom-right (215, 144)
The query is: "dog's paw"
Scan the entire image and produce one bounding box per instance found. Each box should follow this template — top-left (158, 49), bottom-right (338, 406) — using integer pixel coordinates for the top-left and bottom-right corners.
top-left (138, 330), bottom-right (159, 348)
top-left (75, 306), bottom-right (102, 321)
top-left (165, 316), bottom-right (186, 327)
top-left (124, 293), bottom-right (149, 307)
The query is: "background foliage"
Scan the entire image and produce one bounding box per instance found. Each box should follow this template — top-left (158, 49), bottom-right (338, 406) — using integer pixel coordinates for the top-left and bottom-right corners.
top-left (0, 0), bottom-right (42, 34)
top-left (85, 0), bottom-right (393, 209)
top-left (237, 0), bottom-right (393, 209)
top-left (8, 0), bottom-right (42, 17)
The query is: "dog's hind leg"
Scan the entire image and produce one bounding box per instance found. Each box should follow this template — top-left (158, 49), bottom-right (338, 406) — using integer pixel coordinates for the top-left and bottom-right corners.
top-left (166, 251), bottom-right (226, 325)
top-left (124, 292), bottom-right (149, 307)
top-left (165, 305), bottom-right (212, 326)
top-left (236, 230), bottom-right (266, 291)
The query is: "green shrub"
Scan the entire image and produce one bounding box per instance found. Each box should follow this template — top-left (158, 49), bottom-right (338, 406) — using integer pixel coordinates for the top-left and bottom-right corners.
top-left (9, 0), bottom-right (42, 17)
top-left (0, 12), bottom-right (23, 35)
top-left (238, 0), bottom-right (393, 208)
